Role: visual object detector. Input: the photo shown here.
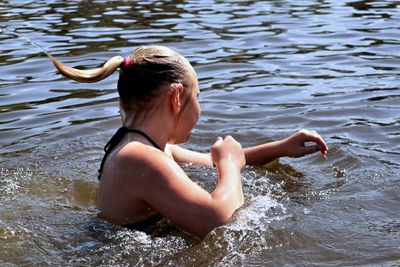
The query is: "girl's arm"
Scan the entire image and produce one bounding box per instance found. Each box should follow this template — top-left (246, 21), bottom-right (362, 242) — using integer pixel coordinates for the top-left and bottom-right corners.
top-left (140, 136), bottom-right (244, 238)
top-left (166, 143), bottom-right (213, 166)
top-left (244, 129), bottom-right (328, 165)
top-left (168, 129), bottom-right (328, 166)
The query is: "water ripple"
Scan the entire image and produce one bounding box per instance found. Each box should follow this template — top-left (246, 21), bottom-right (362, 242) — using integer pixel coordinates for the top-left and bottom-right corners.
top-left (0, 0), bottom-right (399, 265)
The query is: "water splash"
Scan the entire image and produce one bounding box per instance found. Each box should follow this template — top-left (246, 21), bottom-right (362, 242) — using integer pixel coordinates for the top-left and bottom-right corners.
top-left (0, 167), bottom-right (33, 198)
top-left (1, 27), bottom-right (52, 57)
top-left (65, 226), bottom-right (192, 266)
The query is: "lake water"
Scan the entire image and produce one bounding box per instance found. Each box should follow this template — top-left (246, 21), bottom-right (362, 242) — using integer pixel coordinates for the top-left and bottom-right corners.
top-left (0, 0), bottom-right (399, 265)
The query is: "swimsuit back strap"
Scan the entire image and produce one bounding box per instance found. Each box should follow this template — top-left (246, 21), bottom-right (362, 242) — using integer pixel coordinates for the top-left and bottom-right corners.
top-left (98, 126), bottom-right (161, 180)
top-left (125, 128), bottom-right (162, 151)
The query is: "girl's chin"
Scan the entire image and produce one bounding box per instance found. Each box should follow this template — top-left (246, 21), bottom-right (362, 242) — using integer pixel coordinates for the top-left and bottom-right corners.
top-left (172, 132), bottom-right (192, 144)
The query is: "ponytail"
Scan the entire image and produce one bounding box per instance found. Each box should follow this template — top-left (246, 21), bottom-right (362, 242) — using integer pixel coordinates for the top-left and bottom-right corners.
top-left (49, 55), bottom-right (124, 83)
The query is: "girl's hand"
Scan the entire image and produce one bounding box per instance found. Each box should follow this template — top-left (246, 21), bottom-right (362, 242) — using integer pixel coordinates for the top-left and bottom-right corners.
top-left (211, 136), bottom-right (246, 169)
top-left (281, 129), bottom-right (328, 158)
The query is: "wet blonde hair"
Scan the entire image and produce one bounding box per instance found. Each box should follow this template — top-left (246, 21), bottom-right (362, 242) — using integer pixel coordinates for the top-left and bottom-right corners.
top-left (50, 46), bottom-right (191, 110)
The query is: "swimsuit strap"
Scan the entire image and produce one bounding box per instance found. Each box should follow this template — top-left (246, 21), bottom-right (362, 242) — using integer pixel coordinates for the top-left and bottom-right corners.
top-left (98, 126), bottom-right (162, 180)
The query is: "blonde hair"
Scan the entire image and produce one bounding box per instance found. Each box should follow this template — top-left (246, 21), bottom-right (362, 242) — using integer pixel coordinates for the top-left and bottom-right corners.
top-left (50, 54), bottom-right (124, 83)
top-left (50, 46), bottom-right (191, 109)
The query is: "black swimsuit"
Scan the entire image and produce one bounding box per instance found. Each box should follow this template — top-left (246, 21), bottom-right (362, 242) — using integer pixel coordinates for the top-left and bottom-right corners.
top-left (98, 126), bottom-right (162, 180)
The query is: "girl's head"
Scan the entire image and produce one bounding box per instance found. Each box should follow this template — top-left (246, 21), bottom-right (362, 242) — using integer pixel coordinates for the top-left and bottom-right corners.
top-left (118, 46), bottom-right (194, 110)
top-left (51, 45), bottom-right (200, 136)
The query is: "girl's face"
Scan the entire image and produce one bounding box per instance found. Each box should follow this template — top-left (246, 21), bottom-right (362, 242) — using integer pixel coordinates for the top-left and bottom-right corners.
top-left (171, 67), bottom-right (201, 144)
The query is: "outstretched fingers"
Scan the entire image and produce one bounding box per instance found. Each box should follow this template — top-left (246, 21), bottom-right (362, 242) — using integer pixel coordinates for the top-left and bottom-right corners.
top-left (306, 130), bottom-right (328, 155)
top-left (302, 144), bottom-right (323, 155)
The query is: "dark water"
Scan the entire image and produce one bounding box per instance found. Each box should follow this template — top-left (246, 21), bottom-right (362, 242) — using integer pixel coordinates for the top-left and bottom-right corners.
top-left (1, 0), bottom-right (399, 265)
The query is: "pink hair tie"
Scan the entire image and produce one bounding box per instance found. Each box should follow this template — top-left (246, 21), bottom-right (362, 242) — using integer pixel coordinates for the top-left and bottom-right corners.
top-left (121, 57), bottom-right (134, 68)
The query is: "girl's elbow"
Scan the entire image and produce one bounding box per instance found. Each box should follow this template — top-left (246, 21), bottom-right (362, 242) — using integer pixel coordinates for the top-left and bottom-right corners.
top-left (200, 204), bottom-right (241, 236)
top-left (189, 197), bottom-right (244, 238)
top-left (195, 215), bottom-right (227, 238)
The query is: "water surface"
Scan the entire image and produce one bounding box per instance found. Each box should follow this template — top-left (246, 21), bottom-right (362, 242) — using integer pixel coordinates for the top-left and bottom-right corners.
top-left (0, 0), bottom-right (399, 265)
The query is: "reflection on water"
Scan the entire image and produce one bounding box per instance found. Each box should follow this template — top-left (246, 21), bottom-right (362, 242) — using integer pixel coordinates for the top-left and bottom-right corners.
top-left (1, 0), bottom-right (399, 265)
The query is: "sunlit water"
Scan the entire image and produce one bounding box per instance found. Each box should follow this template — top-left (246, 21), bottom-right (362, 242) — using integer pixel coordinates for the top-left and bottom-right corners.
top-left (0, 0), bottom-right (399, 265)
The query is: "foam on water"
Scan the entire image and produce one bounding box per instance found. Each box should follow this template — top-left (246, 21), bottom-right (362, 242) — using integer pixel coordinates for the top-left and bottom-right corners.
top-left (0, 167), bottom-right (33, 199)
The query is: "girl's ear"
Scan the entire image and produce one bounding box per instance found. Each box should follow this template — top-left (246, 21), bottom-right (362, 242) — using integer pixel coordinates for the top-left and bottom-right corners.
top-left (170, 83), bottom-right (183, 113)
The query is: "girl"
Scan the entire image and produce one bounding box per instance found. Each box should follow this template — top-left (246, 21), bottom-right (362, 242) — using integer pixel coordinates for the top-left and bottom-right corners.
top-left (50, 45), bottom-right (328, 238)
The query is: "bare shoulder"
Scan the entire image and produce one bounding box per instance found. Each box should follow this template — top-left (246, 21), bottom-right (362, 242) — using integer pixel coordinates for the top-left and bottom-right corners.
top-left (115, 141), bottom-right (186, 183)
top-left (114, 141), bottom-right (208, 202)
top-left (97, 141), bottom-right (188, 224)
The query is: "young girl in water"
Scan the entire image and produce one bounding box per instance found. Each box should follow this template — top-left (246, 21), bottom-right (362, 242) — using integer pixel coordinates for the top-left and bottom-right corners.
top-left (50, 45), bottom-right (328, 238)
